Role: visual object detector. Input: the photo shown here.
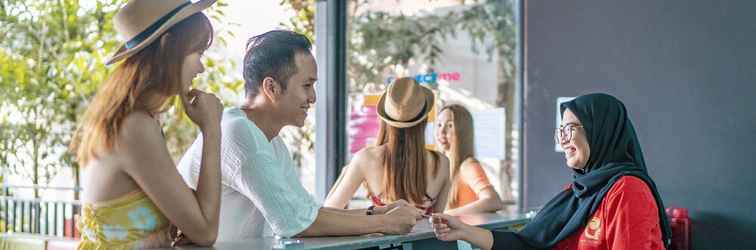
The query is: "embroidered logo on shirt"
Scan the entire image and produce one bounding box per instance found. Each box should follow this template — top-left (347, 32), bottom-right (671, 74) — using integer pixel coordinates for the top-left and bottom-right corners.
top-left (584, 217), bottom-right (602, 240)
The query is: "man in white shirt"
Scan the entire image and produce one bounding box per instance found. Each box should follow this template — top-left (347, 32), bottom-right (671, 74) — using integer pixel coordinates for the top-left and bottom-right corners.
top-left (177, 30), bottom-right (419, 241)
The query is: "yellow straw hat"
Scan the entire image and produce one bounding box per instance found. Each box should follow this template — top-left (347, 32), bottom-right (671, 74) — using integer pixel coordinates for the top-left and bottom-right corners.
top-left (376, 77), bottom-right (435, 128)
top-left (106, 0), bottom-right (216, 65)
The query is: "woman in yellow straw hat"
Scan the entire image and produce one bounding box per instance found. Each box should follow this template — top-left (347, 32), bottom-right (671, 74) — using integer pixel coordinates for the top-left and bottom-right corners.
top-left (325, 77), bottom-right (451, 216)
top-left (72, 0), bottom-right (222, 248)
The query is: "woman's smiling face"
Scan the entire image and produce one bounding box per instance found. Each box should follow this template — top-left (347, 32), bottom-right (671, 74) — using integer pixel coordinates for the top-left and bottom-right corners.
top-left (558, 109), bottom-right (590, 169)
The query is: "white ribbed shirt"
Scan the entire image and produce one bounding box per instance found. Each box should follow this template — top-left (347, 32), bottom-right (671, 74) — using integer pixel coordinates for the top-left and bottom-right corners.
top-left (177, 107), bottom-right (319, 241)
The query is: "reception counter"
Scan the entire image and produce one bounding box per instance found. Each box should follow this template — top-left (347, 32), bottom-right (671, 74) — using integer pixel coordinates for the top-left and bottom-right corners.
top-left (167, 211), bottom-right (531, 250)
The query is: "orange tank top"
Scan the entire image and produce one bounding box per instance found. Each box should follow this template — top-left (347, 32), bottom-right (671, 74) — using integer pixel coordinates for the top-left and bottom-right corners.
top-left (449, 159), bottom-right (493, 209)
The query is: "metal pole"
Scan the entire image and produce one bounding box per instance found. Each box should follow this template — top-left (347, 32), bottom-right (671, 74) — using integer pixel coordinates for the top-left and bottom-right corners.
top-left (22, 201), bottom-right (27, 233)
top-left (3, 187), bottom-right (7, 233)
top-left (35, 201), bottom-right (40, 234)
top-left (516, 0), bottom-right (526, 213)
top-left (53, 202), bottom-right (58, 236)
top-left (314, 0), bottom-right (348, 202)
top-left (3, 197), bottom-right (7, 233)
top-left (11, 200), bottom-right (15, 232)
top-left (69, 204), bottom-right (75, 238)
top-left (45, 202), bottom-right (49, 235)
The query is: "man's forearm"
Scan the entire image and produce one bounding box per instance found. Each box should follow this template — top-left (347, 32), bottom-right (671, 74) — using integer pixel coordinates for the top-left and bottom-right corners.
top-left (321, 206), bottom-right (368, 215)
top-left (296, 208), bottom-right (385, 236)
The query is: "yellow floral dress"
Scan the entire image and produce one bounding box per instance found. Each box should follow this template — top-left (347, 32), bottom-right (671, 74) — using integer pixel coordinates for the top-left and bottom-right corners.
top-left (77, 190), bottom-right (169, 249)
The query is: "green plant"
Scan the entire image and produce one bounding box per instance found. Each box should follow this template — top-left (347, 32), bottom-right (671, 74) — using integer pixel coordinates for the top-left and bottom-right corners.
top-left (0, 0), bottom-right (242, 198)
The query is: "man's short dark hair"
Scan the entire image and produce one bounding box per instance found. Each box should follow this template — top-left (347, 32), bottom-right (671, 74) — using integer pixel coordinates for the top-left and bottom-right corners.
top-left (243, 30), bottom-right (312, 98)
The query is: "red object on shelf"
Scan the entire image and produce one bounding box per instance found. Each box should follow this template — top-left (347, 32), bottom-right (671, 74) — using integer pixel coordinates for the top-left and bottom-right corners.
top-left (665, 207), bottom-right (691, 250)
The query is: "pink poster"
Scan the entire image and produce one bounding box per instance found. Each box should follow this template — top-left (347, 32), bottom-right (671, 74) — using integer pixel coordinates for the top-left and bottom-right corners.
top-left (348, 95), bottom-right (381, 154)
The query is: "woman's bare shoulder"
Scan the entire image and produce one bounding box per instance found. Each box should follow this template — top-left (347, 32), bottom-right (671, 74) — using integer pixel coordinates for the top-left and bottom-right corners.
top-left (460, 157), bottom-right (483, 170)
top-left (116, 111), bottom-right (167, 166)
top-left (120, 111), bottom-right (162, 137)
top-left (357, 145), bottom-right (385, 158)
top-left (352, 145), bottom-right (385, 170)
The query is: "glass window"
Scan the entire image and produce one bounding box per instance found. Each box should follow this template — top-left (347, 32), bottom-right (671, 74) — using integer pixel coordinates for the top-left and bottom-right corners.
top-left (344, 0), bottom-right (521, 209)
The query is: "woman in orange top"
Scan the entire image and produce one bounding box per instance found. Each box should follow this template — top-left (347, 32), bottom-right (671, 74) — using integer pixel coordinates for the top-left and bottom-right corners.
top-left (435, 104), bottom-right (503, 215)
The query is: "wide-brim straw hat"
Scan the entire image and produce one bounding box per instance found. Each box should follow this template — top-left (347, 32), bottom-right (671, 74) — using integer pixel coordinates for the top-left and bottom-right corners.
top-left (377, 77), bottom-right (435, 128)
top-left (106, 0), bottom-right (216, 65)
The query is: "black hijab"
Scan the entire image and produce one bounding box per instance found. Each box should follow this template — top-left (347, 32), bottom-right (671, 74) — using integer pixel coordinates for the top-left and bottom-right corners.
top-left (515, 93), bottom-right (671, 248)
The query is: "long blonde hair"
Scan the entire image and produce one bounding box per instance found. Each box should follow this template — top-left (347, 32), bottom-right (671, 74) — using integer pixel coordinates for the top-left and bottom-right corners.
top-left (440, 104), bottom-right (475, 208)
top-left (71, 13), bottom-right (214, 166)
top-left (374, 120), bottom-right (440, 205)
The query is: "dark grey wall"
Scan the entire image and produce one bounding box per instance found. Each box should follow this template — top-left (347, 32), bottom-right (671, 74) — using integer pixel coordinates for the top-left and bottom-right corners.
top-left (524, 0), bottom-right (756, 248)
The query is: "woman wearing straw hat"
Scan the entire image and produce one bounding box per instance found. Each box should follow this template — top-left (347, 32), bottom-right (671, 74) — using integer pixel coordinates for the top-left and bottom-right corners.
top-left (72, 0), bottom-right (223, 248)
top-left (325, 77), bottom-right (451, 216)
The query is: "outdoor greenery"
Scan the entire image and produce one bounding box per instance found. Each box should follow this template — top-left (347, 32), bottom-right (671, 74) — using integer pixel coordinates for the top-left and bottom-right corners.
top-left (0, 0), bottom-right (242, 197)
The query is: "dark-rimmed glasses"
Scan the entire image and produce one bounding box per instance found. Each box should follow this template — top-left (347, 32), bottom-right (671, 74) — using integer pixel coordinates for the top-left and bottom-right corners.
top-left (555, 124), bottom-right (584, 144)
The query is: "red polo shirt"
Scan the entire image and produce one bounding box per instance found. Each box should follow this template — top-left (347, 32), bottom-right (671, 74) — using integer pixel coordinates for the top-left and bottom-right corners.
top-left (553, 176), bottom-right (665, 250)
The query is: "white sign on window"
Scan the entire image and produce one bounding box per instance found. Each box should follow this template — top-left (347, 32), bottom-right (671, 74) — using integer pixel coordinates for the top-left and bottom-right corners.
top-left (473, 108), bottom-right (506, 159)
top-left (425, 107), bottom-right (506, 160)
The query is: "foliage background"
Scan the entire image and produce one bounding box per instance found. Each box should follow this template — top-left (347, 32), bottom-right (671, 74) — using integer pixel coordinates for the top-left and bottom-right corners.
top-left (0, 0), bottom-right (242, 198)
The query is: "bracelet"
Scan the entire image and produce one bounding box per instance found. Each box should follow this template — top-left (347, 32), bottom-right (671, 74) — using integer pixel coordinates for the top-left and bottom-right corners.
top-left (171, 229), bottom-right (185, 247)
top-left (366, 205), bottom-right (376, 215)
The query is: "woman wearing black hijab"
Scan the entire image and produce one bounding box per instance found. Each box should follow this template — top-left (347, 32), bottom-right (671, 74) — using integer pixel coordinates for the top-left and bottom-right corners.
top-left (431, 93), bottom-right (671, 250)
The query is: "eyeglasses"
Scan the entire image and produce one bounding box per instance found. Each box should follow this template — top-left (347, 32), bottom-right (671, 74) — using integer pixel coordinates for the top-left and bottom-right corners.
top-left (554, 124), bottom-right (584, 144)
